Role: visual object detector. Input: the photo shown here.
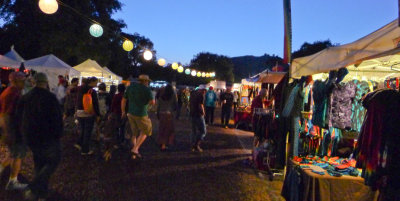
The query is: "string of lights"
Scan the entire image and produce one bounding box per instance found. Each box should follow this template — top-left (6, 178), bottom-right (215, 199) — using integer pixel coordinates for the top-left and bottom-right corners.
top-left (38, 0), bottom-right (216, 78)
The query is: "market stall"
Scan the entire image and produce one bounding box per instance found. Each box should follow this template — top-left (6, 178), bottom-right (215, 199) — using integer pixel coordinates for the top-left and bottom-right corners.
top-left (281, 18), bottom-right (400, 201)
top-left (24, 54), bottom-right (81, 91)
top-left (73, 59), bottom-right (114, 85)
top-left (0, 54), bottom-right (21, 86)
top-left (103, 67), bottom-right (122, 85)
top-left (4, 46), bottom-right (25, 62)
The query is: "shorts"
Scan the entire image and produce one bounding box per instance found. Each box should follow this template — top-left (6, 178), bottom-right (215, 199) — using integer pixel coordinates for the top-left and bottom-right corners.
top-left (9, 143), bottom-right (27, 159)
top-left (127, 114), bottom-right (152, 137)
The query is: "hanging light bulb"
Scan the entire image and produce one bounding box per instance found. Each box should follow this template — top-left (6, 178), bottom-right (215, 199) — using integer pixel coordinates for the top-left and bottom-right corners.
top-left (185, 68), bottom-right (191, 75)
top-left (123, 40), bottom-right (134, 51)
top-left (211, 72), bottom-right (216, 77)
top-left (191, 70), bottom-right (197, 76)
top-left (201, 72), bottom-right (206, 77)
top-left (157, 58), bottom-right (166, 66)
top-left (143, 50), bottom-right (153, 61)
top-left (197, 72), bottom-right (201, 77)
top-left (177, 66), bottom-right (184, 73)
top-left (172, 63), bottom-right (179, 70)
top-left (206, 73), bottom-right (210, 77)
top-left (39, 0), bottom-right (59, 14)
top-left (89, 24), bottom-right (103, 37)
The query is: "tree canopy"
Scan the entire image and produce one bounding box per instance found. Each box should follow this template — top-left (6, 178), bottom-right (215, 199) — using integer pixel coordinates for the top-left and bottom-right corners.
top-left (190, 52), bottom-right (234, 84)
top-left (0, 0), bottom-right (155, 79)
top-left (292, 40), bottom-right (337, 60)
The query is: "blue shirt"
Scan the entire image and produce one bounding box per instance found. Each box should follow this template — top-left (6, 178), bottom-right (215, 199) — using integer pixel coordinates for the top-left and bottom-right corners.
top-left (205, 90), bottom-right (217, 107)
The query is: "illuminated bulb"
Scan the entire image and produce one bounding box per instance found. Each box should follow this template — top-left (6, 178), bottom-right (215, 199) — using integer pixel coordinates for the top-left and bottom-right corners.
top-left (39, 0), bottom-right (58, 14)
top-left (177, 66), bottom-right (184, 73)
top-left (89, 24), bottom-right (103, 37)
top-left (172, 63), bottom-right (179, 70)
top-left (143, 50), bottom-right (153, 61)
top-left (185, 68), bottom-right (191, 75)
top-left (191, 70), bottom-right (197, 76)
top-left (197, 72), bottom-right (201, 77)
top-left (123, 40), bottom-right (134, 52)
top-left (201, 72), bottom-right (206, 77)
top-left (157, 58), bottom-right (166, 66)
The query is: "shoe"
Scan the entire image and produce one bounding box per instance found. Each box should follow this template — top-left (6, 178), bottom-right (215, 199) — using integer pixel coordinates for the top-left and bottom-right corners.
top-left (81, 150), bottom-right (94, 155)
top-left (196, 145), bottom-right (203, 153)
top-left (74, 144), bottom-right (82, 151)
top-left (6, 180), bottom-right (28, 190)
top-left (24, 189), bottom-right (36, 200)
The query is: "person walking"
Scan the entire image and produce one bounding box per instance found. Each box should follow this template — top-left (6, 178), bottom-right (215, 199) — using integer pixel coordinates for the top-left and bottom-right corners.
top-left (251, 88), bottom-right (267, 148)
top-left (63, 78), bottom-right (79, 120)
top-left (204, 86), bottom-right (217, 125)
top-left (121, 74), bottom-right (155, 159)
top-left (220, 87), bottom-right (234, 128)
top-left (156, 84), bottom-right (178, 151)
top-left (189, 87), bottom-right (207, 152)
top-left (16, 73), bottom-right (63, 201)
top-left (97, 83), bottom-right (110, 141)
top-left (233, 91), bottom-right (240, 111)
top-left (75, 77), bottom-right (100, 155)
top-left (0, 72), bottom-right (28, 190)
top-left (103, 84), bottom-right (126, 161)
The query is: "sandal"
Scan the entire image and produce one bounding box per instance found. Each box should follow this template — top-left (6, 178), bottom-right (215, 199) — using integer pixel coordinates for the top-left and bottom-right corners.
top-left (131, 152), bottom-right (143, 159)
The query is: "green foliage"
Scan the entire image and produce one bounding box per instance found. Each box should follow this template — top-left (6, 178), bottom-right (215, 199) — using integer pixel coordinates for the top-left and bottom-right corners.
top-left (292, 40), bottom-right (337, 59)
top-left (0, 0), bottom-right (154, 79)
top-left (231, 54), bottom-right (283, 82)
top-left (190, 52), bottom-right (234, 84)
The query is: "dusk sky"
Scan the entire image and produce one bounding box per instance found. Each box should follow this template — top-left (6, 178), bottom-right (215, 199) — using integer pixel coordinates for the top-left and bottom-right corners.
top-left (115, 1), bottom-right (397, 64)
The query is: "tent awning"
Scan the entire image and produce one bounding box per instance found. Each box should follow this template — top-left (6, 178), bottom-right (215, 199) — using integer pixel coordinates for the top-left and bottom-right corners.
top-left (0, 55), bottom-right (21, 69)
top-left (291, 18), bottom-right (400, 78)
top-left (247, 69), bottom-right (287, 84)
top-left (73, 59), bottom-right (113, 79)
top-left (4, 46), bottom-right (24, 62)
top-left (103, 67), bottom-right (122, 81)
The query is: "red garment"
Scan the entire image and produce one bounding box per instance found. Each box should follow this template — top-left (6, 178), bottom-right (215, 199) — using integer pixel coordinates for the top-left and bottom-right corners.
top-left (0, 86), bottom-right (21, 115)
top-left (110, 93), bottom-right (124, 115)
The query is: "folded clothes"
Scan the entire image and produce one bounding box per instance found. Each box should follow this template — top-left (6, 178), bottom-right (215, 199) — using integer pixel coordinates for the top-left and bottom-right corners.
top-left (327, 169), bottom-right (342, 177)
top-left (314, 163), bottom-right (329, 169)
top-left (300, 165), bottom-right (310, 169)
top-left (311, 170), bottom-right (325, 175)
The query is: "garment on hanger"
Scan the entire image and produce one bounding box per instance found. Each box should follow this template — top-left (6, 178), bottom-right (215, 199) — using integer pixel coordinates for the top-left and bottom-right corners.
top-left (349, 80), bottom-right (370, 132)
top-left (330, 82), bottom-right (357, 129)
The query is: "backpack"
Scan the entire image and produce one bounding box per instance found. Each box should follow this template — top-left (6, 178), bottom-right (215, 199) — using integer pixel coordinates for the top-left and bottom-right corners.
top-left (83, 89), bottom-right (95, 115)
top-left (98, 92), bottom-right (108, 116)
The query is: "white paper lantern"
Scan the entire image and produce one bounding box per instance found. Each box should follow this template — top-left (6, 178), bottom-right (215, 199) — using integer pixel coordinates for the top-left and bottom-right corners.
top-left (143, 50), bottom-right (153, 61)
top-left (157, 58), bottom-right (166, 66)
top-left (201, 72), bottom-right (206, 77)
top-left (191, 70), bottom-right (197, 76)
top-left (89, 24), bottom-right (103, 37)
top-left (39, 0), bottom-right (59, 14)
top-left (123, 40), bottom-right (134, 52)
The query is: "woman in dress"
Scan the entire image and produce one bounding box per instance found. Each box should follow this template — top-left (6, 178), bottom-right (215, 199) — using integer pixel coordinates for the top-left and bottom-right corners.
top-left (157, 84), bottom-right (178, 151)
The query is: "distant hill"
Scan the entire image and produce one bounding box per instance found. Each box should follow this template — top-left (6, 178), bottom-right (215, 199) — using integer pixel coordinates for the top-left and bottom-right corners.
top-left (230, 54), bottom-right (284, 82)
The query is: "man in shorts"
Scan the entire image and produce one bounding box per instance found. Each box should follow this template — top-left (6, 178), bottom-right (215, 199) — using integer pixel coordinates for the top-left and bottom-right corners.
top-left (0, 72), bottom-right (28, 190)
top-left (121, 74), bottom-right (155, 159)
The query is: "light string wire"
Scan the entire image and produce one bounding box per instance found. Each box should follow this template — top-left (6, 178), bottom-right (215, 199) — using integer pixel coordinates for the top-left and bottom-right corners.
top-left (46, 0), bottom-right (216, 77)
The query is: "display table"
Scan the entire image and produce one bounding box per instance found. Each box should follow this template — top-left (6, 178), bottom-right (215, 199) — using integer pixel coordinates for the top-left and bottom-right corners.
top-left (234, 111), bottom-right (252, 129)
top-left (281, 160), bottom-right (378, 201)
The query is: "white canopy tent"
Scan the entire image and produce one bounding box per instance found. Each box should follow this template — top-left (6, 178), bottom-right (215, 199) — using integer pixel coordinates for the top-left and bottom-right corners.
top-left (73, 59), bottom-right (113, 80)
top-left (103, 67), bottom-right (122, 83)
top-left (0, 55), bottom-right (21, 69)
top-left (24, 54), bottom-right (81, 90)
top-left (4, 46), bottom-right (25, 62)
top-left (291, 19), bottom-right (400, 79)
top-left (249, 69), bottom-right (286, 84)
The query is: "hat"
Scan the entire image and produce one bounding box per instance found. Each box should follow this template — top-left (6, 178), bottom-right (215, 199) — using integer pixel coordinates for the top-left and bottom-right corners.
top-left (209, 86), bottom-right (214, 90)
top-left (33, 72), bottom-right (48, 83)
top-left (9, 72), bottom-right (26, 82)
top-left (138, 74), bottom-right (151, 82)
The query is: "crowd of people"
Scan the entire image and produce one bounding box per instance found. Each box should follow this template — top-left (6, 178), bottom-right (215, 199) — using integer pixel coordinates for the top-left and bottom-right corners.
top-left (0, 70), bottom-right (240, 200)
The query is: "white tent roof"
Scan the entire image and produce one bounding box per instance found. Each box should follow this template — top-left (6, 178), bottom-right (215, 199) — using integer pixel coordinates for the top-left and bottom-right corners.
top-left (25, 54), bottom-right (81, 91)
top-left (291, 19), bottom-right (400, 78)
top-left (73, 59), bottom-right (113, 78)
top-left (4, 46), bottom-right (24, 62)
top-left (103, 67), bottom-right (122, 81)
top-left (249, 69), bottom-right (286, 84)
top-left (0, 55), bottom-right (21, 69)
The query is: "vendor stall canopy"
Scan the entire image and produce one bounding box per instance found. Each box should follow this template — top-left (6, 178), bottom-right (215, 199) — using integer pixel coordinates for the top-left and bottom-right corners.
top-left (24, 54), bottom-right (81, 90)
top-left (0, 55), bottom-right (22, 69)
top-left (103, 67), bottom-right (122, 82)
top-left (291, 18), bottom-right (400, 81)
top-left (4, 46), bottom-right (25, 62)
top-left (73, 59), bottom-right (113, 78)
top-left (246, 69), bottom-right (286, 84)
